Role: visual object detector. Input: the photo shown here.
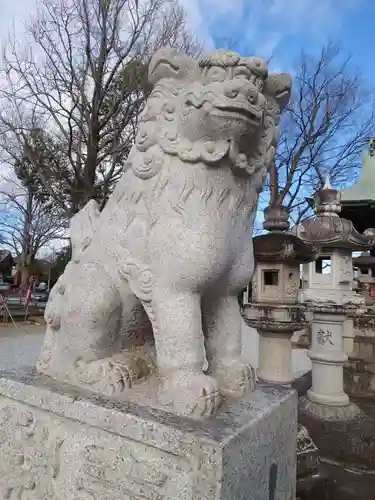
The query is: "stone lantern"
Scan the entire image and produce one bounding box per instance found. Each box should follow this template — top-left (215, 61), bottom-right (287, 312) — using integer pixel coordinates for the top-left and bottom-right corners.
top-left (298, 178), bottom-right (375, 418)
top-left (243, 204), bottom-right (318, 385)
top-left (300, 178), bottom-right (372, 306)
top-left (353, 251), bottom-right (375, 305)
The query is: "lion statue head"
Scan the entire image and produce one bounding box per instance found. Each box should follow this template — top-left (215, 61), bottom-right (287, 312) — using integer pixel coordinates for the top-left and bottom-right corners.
top-left (127, 48), bottom-right (291, 183)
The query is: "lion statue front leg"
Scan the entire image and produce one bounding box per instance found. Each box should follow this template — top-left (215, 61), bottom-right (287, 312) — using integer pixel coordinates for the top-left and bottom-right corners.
top-left (150, 285), bottom-right (221, 417)
top-left (202, 294), bottom-right (256, 397)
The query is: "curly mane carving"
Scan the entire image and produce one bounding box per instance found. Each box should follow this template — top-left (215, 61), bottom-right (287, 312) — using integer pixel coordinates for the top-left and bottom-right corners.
top-left (130, 49), bottom-right (289, 177)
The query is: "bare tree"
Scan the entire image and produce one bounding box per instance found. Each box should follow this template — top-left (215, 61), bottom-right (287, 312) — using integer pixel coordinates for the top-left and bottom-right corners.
top-left (0, 0), bottom-right (201, 217)
top-left (267, 42), bottom-right (375, 223)
top-left (0, 177), bottom-right (66, 290)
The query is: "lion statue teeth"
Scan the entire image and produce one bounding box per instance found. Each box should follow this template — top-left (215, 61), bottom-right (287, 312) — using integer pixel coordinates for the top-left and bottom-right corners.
top-left (37, 48), bottom-right (291, 417)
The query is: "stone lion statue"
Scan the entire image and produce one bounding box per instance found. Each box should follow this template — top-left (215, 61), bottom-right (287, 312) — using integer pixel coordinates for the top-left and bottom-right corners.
top-left (37, 48), bottom-right (291, 417)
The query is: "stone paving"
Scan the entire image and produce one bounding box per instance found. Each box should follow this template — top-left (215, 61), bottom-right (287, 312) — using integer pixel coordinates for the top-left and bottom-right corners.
top-left (0, 322), bottom-right (44, 371)
top-left (317, 462), bottom-right (375, 500)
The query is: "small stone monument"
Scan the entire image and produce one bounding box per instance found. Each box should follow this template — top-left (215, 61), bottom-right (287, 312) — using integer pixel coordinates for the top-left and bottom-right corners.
top-left (0, 49), bottom-right (297, 499)
top-left (243, 204), bottom-right (318, 385)
top-left (298, 178), bottom-right (375, 419)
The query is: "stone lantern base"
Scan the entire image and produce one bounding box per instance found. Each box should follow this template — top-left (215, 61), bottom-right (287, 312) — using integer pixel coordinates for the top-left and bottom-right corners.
top-left (243, 303), bottom-right (308, 386)
top-left (299, 397), bottom-right (362, 421)
top-left (302, 303), bottom-right (363, 419)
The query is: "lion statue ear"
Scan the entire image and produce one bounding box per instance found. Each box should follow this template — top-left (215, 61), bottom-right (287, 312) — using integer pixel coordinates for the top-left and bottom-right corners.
top-left (264, 73), bottom-right (292, 112)
top-left (148, 47), bottom-right (200, 85)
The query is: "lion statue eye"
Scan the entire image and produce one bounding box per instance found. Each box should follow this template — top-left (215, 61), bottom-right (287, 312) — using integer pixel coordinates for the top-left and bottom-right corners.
top-left (206, 66), bottom-right (226, 82)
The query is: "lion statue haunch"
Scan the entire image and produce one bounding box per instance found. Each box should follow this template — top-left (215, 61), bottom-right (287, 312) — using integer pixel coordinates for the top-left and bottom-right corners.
top-left (37, 48), bottom-right (291, 417)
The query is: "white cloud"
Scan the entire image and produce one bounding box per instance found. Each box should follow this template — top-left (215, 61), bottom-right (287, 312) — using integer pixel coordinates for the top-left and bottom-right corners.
top-left (180, 0), bottom-right (214, 48)
top-left (181, 0), bottom-right (360, 57)
top-left (256, 32), bottom-right (283, 60)
top-left (2, 0), bottom-right (360, 55)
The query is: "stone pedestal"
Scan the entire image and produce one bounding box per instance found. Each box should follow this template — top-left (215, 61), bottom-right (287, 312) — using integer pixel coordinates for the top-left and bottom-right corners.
top-left (307, 305), bottom-right (349, 406)
top-left (0, 370), bottom-right (297, 500)
top-left (302, 304), bottom-right (361, 420)
top-left (307, 304), bottom-right (352, 407)
top-left (244, 303), bottom-right (308, 386)
top-left (258, 329), bottom-right (294, 385)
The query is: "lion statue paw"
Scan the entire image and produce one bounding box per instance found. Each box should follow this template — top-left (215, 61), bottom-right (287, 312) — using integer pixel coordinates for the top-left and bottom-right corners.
top-left (73, 348), bottom-right (156, 397)
top-left (209, 360), bottom-right (256, 398)
top-left (74, 358), bottom-right (133, 397)
top-left (162, 371), bottom-right (221, 417)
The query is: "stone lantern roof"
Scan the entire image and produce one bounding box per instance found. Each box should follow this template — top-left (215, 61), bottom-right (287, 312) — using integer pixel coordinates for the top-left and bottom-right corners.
top-left (353, 251), bottom-right (375, 269)
top-left (254, 204), bottom-right (318, 264)
top-left (297, 178), bottom-right (375, 251)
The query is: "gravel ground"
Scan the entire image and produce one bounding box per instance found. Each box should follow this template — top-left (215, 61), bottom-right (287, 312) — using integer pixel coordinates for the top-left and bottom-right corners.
top-left (0, 323), bottom-right (45, 371)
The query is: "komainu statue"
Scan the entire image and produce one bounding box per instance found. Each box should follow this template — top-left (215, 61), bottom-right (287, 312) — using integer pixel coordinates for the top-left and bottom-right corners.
top-left (37, 48), bottom-right (291, 417)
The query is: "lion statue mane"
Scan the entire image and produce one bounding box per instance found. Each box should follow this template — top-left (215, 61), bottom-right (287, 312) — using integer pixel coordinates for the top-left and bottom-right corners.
top-left (37, 48), bottom-right (291, 417)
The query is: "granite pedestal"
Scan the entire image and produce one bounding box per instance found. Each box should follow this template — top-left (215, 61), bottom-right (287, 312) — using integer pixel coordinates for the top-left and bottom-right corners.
top-left (0, 370), bottom-right (297, 500)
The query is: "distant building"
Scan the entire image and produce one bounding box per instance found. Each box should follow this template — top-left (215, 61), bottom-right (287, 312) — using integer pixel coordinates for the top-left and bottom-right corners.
top-left (340, 139), bottom-right (375, 234)
top-left (340, 139), bottom-right (375, 277)
top-left (0, 250), bottom-right (14, 282)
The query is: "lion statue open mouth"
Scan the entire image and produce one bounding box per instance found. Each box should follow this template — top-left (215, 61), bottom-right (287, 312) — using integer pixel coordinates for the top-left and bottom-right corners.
top-left (37, 48), bottom-right (291, 417)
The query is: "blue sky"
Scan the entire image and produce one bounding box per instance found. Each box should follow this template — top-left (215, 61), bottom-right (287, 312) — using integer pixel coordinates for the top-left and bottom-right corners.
top-left (183, 0), bottom-right (375, 88)
top-left (2, 0), bottom-right (375, 86)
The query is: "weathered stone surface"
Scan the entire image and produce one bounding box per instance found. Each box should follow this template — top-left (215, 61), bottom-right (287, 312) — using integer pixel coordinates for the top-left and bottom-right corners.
top-left (0, 370), bottom-right (297, 500)
top-left (37, 47), bottom-right (292, 417)
top-left (344, 359), bottom-right (374, 396)
top-left (299, 397), bottom-right (362, 421)
top-left (354, 313), bottom-right (375, 337)
top-left (299, 397), bottom-right (375, 470)
top-left (296, 424), bottom-right (319, 479)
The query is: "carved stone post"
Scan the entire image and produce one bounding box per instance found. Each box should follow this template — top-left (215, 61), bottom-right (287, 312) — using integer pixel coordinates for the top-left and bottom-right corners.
top-left (307, 304), bottom-right (355, 408)
top-left (243, 205), bottom-right (318, 386)
top-left (257, 319), bottom-right (299, 386)
top-left (298, 178), bottom-right (375, 419)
